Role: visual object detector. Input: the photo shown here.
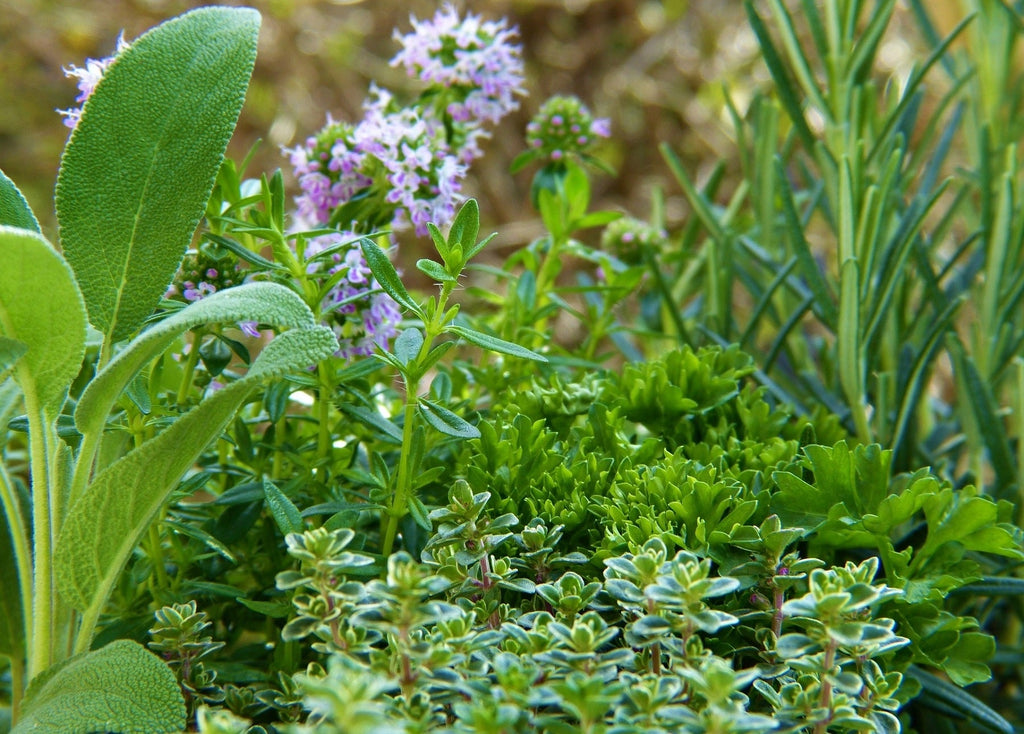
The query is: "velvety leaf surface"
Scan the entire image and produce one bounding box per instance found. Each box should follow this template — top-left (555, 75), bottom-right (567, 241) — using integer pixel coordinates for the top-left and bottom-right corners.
top-left (75, 281), bottom-right (317, 439)
top-left (0, 226), bottom-right (86, 413)
top-left (55, 327), bottom-right (337, 618)
top-left (0, 168), bottom-right (40, 232)
top-left (56, 7), bottom-right (260, 342)
top-left (12, 640), bottom-right (184, 734)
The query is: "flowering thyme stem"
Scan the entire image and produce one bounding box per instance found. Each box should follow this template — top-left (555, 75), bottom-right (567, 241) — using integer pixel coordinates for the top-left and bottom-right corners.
top-left (382, 396), bottom-right (419, 557)
top-left (381, 280), bottom-right (456, 557)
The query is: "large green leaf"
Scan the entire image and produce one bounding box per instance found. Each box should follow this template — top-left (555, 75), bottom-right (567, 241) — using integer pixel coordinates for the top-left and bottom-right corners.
top-left (56, 7), bottom-right (261, 342)
top-left (0, 226), bottom-right (87, 414)
top-left (0, 169), bottom-right (39, 232)
top-left (75, 282), bottom-right (317, 441)
top-left (12, 640), bottom-right (184, 734)
top-left (55, 326), bottom-right (337, 634)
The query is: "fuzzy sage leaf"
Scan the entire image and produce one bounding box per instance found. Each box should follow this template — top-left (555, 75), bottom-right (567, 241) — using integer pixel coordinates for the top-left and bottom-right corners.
top-left (12, 640), bottom-right (185, 734)
top-left (0, 169), bottom-right (40, 232)
top-left (55, 326), bottom-right (338, 643)
top-left (75, 282), bottom-right (317, 442)
top-left (56, 7), bottom-right (261, 343)
top-left (0, 226), bottom-right (87, 414)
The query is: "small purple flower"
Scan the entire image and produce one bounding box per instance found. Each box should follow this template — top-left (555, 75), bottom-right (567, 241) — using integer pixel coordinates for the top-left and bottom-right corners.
top-left (302, 232), bottom-right (403, 358)
top-left (391, 4), bottom-right (526, 128)
top-left (238, 321), bottom-right (261, 338)
top-left (58, 33), bottom-right (130, 130)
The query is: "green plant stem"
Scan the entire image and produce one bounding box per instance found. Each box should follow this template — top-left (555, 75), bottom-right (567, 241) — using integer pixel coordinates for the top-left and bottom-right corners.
top-left (814, 639), bottom-right (838, 734)
top-left (25, 397), bottom-right (56, 681)
top-left (382, 395), bottom-right (419, 557)
top-left (176, 330), bottom-right (202, 406)
top-left (147, 522), bottom-right (169, 594)
top-left (381, 281), bottom-right (456, 557)
top-left (530, 236), bottom-right (567, 348)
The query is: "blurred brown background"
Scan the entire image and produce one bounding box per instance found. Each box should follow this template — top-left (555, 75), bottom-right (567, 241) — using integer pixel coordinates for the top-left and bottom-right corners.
top-left (0, 0), bottom-right (951, 254)
top-left (0, 0), bottom-right (768, 245)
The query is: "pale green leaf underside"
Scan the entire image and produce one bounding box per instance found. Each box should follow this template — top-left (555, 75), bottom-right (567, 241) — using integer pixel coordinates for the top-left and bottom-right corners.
top-left (0, 168), bottom-right (40, 232)
top-left (12, 639), bottom-right (184, 734)
top-left (0, 336), bottom-right (28, 375)
top-left (0, 226), bottom-right (87, 413)
top-left (55, 326), bottom-right (338, 615)
top-left (75, 281), bottom-right (317, 439)
top-left (56, 6), bottom-right (261, 342)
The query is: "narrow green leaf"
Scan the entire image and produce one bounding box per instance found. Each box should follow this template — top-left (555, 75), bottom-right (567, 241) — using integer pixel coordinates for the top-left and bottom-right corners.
top-left (263, 479), bottom-right (304, 536)
top-left (408, 495), bottom-right (432, 531)
top-left (203, 232), bottom-right (286, 272)
top-left (416, 258), bottom-right (456, 283)
top-left (575, 211), bottom-right (622, 230)
top-left (951, 339), bottom-right (1017, 499)
top-left (57, 7), bottom-right (261, 342)
top-left (743, 1), bottom-right (817, 151)
top-left (775, 159), bottom-right (838, 326)
top-left (360, 237), bottom-right (421, 315)
top-left (0, 168), bottom-right (40, 232)
top-left (464, 231), bottom-right (497, 263)
top-left (909, 665), bottom-right (1013, 734)
top-left (660, 144), bottom-right (728, 243)
top-left (394, 328), bottom-right (424, 367)
top-left (420, 398), bottom-right (480, 439)
top-left (12, 640), bottom-right (185, 734)
top-left (950, 576), bottom-right (1024, 597)
top-left (75, 282), bottom-right (316, 441)
top-left (837, 258), bottom-right (863, 422)
top-left (55, 327), bottom-right (337, 633)
top-left (338, 404), bottom-right (403, 443)
top-left (0, 226), bottom-right (87, 414)
top-left (236, 597), bottom-right (291, 618)
top-left (447, 325), bottom-right (547, 362)
top-left (426, 222), bottom-right (450, 265)
top-left (449, 198), bottom-right (480, 254)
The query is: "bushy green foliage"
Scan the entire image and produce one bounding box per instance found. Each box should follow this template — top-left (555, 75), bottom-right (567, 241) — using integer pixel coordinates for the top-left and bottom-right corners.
top-left (5, 3), bottom-right (1024, 733)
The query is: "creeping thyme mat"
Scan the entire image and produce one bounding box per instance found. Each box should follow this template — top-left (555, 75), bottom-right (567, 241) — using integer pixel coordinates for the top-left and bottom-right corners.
top-left (2, 3), bottom-right (1024, 733)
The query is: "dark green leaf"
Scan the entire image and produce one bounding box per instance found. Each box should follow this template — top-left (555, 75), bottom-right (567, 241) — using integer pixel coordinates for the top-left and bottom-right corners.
top-left (263, 479), bottom-right (304, 536)
top-left (447, 325), bottom-right (547, 362)
top-left (419, 398), bottom-right (480, 439)
top-left (0, 168), bottom-right (40, 232)
top-left (408, 495), bottom-right (432, 531)
top-left (394, 328), bottom-right (424, 367)
top-left (416, 258), bottom-right (456, 283)
top-left (360, 237), bottom-right (420, 315)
